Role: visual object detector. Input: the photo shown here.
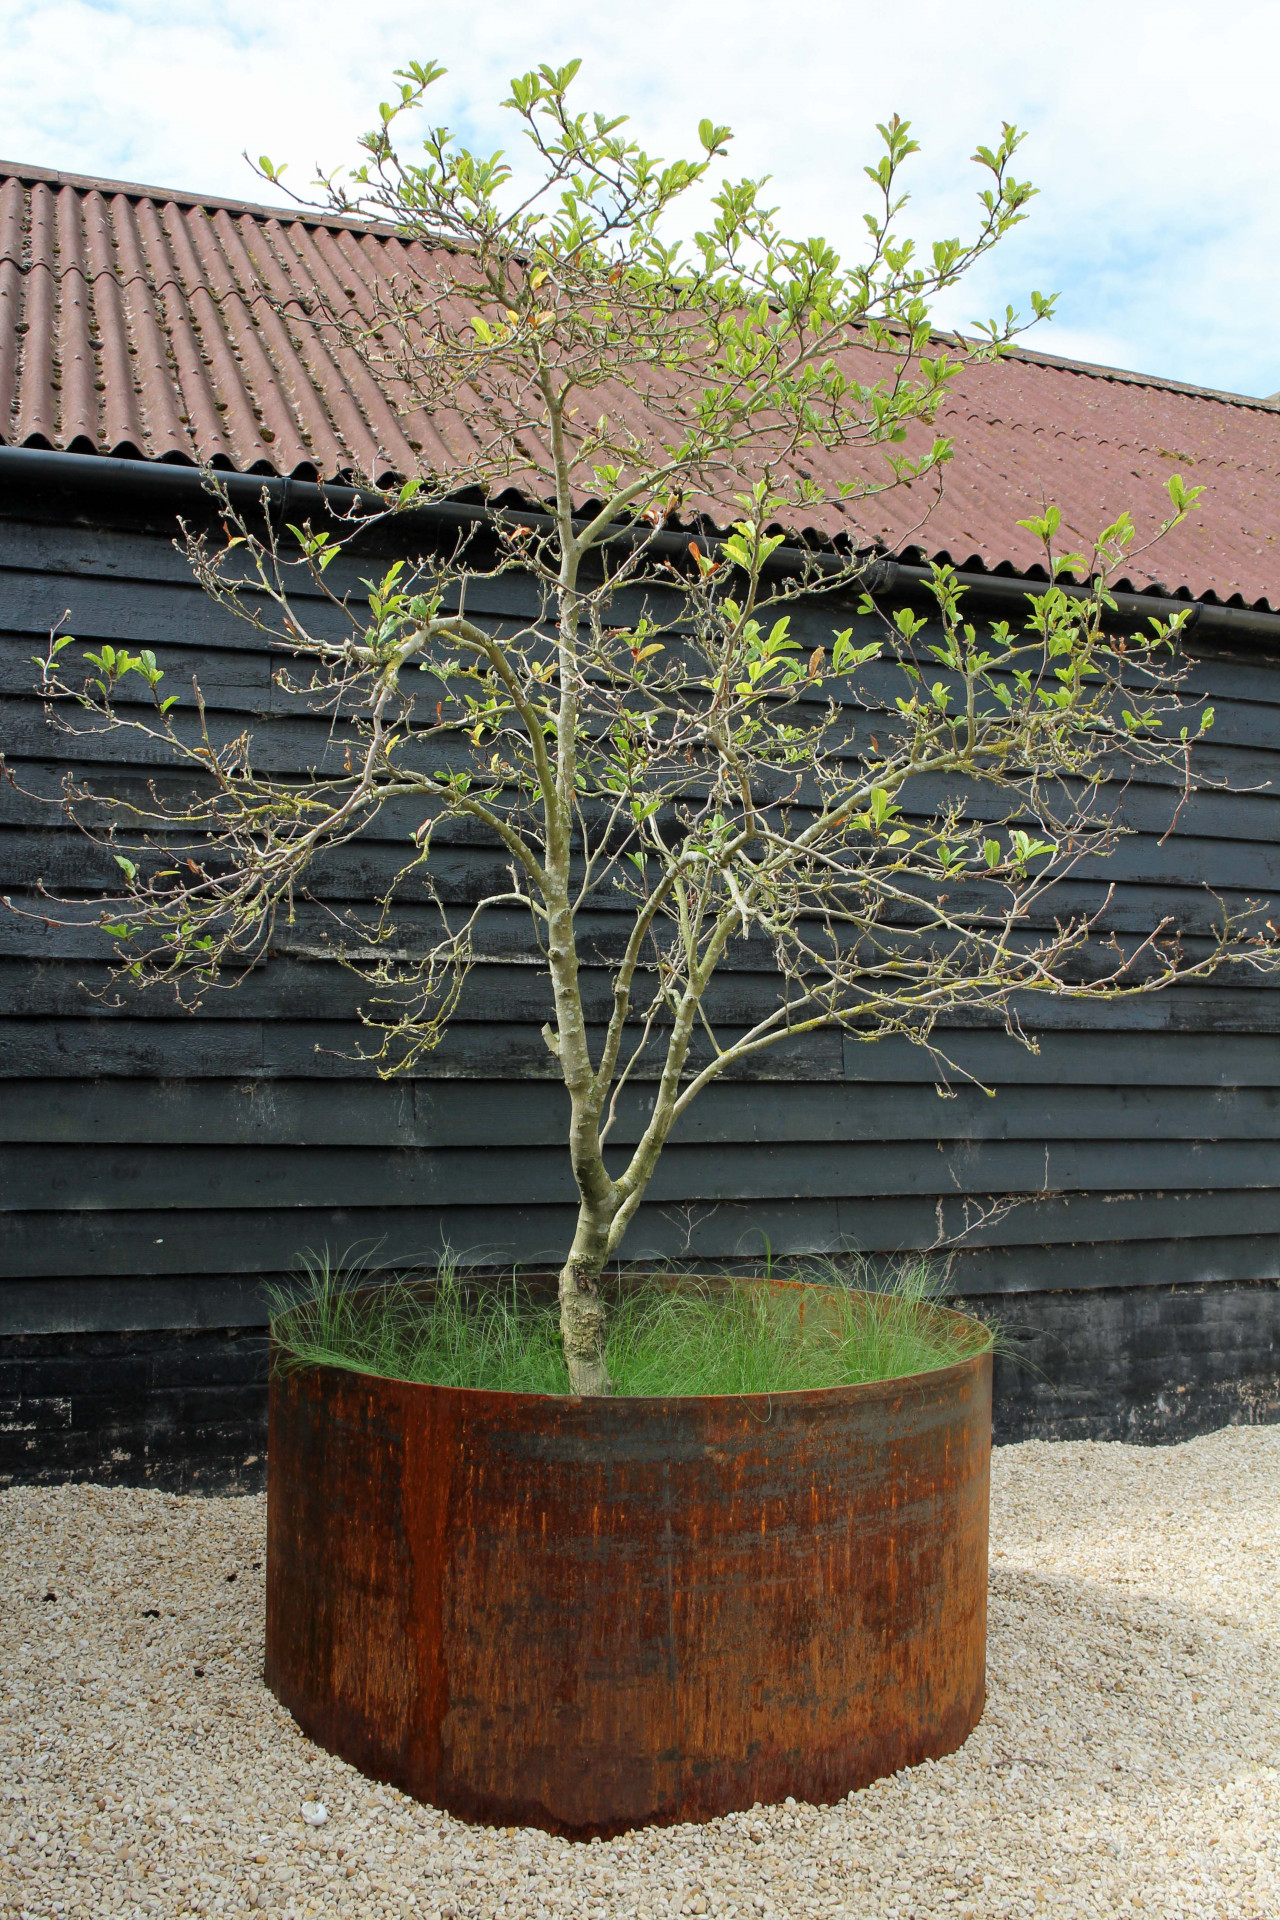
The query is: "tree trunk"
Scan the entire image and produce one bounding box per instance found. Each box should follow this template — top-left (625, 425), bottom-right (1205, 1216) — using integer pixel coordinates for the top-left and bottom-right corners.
top-left (558, 1209), bottom-right (613, 1396)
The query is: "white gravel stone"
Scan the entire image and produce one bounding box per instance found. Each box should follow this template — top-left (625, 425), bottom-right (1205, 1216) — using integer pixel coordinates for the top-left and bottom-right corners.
top-left (1, 1425), bottom-right (1276, 1920)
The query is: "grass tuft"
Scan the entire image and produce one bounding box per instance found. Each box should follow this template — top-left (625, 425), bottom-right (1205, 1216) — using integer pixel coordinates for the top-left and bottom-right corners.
top-left (268, 1247), bottom-right (993, 1397)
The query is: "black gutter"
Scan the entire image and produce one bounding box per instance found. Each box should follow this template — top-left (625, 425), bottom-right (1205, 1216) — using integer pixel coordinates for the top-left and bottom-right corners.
top-left (859, 558), bottom-right (1280, 648)
top-left (3, 442), bottom-right (1278, 648)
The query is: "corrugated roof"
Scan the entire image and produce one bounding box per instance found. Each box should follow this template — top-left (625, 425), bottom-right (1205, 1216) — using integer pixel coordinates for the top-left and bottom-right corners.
top-left (3, 157), bottom-right (1279, 609)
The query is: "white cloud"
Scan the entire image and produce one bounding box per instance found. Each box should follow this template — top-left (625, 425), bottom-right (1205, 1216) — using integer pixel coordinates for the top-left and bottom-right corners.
top-left (4, 0), bottom-right (1278, 395)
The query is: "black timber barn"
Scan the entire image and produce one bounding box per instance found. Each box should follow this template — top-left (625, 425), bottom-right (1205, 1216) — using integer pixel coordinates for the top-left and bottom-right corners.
top-left (2, 161), bottom-right (1279, 1488)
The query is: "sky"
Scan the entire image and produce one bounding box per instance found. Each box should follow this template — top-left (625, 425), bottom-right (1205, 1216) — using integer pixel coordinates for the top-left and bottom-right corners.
top-left (3, 0), bottom-right (1279, 400)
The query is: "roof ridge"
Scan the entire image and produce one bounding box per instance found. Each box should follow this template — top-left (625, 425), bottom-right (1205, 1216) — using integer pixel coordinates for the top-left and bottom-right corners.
top-left (0, 157), bottom-right (390, 235)
top-left (993, 340), bottom-right (1280, 414)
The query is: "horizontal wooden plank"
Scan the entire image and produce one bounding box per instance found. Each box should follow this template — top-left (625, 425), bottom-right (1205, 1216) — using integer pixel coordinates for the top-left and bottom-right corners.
top-left (5, 1185), bottom-right (1280, 1281)
top-left (949, 1231), bottom-right (1280, 1296)
top-left (0, 1198), bottom-right (841, 1279)
top-left (0, 1017), bottom-right (845, 1081)
top-left (7, 768), bottom-right (1242, 911)
top-left (0, 595), bottom-right (1269, 732)
top-left (12, 1000), bottom-right (1280, 1091)
top-left (0, 531), bottom-right (554, 616)
top-left (3, 1134), bottom-right (1276, 1214)
top-left (951, 986), bottom-right (1280, 1035)
top-left (0, 518), bottom-right (589, 607)
top-left (6, 970), bottom-right (1280, 1062)
top-left (8, 747), bottom-right (1280, 847)
top-left (3, 883), bottom-right (1266, 963)
top-left (0, 1274), bottom-right (276, 1336)
top-left (0, 878), bottom-right (1270, 970)
top-left (7, 818), bottom-right (1280, 911)
top-left (0, 894), bottom-right (815, 965)
top-left (0, 521), bottom-right (226, 587)
top-left (4, 597), bottom-right (1269, 751)
top-left (0, 1076), bottom-right (425, 1144)
top-left (0, 606), bottom-right (1251, 764)
top-left (0, 565), bottom-right (356, 653)
top-left (5, 951), bottom-right (1278, 1033)
top-left (0, 639), bottom-right (269, 704)
top-left (7, 699), bottom-right (1279, 824)
top-left (5, 1240), bottom-right (1279, 1335)
top-left (1172, 647), bottom-right (1280, 705)
top-left (843, 1027), bottom-right (1280, 1085)
top-left (11, 735), bottom-right (1280, 834)
top-left (0, 694), bottom-right (355, 770)
top-left (4, 1073), bottom-right (1280, 1147)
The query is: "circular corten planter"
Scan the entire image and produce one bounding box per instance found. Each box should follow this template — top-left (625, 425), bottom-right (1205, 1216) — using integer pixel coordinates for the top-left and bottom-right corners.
top-left (265, 1297), bottom-right (991, 1838)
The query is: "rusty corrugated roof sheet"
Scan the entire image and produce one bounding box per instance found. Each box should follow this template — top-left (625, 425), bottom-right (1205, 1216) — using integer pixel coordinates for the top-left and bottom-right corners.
top-left (3, 158), bottom-right (1279, 608)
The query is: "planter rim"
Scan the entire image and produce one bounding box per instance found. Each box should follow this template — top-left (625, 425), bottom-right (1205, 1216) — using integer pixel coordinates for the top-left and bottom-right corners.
top-left (269, 1282), bottom-right (993, 1410)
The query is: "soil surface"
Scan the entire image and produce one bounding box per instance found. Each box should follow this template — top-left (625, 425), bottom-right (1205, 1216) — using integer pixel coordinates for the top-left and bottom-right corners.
top-left (2, 1427), bottom-right (1277, 1919)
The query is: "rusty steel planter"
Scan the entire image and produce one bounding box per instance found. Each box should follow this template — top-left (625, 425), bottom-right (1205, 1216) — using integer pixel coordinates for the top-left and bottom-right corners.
top-left (265, 1309), bottom-right (991, 1838)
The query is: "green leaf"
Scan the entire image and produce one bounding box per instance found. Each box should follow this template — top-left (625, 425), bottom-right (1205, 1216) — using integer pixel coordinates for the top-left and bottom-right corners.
top-left (1016, 505), bottom-right (1060, 543)
top-left (831, 629), bottom-right (883, 675)
top-left (31, 635), bottom-right (74, 673)
top-left (1166, 472), bottom-right (1205, 516)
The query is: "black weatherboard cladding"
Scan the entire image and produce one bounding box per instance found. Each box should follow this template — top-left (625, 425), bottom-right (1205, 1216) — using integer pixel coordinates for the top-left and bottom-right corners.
top-left (1, 466), bottom-right (1278, 1483)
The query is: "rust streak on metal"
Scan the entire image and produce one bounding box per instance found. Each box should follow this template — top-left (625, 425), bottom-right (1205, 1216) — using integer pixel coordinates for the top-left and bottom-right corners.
top-left (265, 1303), bottom-right (992, 1838)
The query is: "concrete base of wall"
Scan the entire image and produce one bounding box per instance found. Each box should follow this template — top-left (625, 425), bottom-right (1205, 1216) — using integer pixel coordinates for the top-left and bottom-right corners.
top-left (1, 1280), bottom-right (1276, 1493)
top-left (0, 1325), bottom-right (268, 1494)
top-left (975, 1277), bottom-right (1280, 1443)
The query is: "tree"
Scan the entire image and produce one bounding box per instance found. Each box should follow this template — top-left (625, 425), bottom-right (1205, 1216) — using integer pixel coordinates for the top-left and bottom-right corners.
top-left (25, 61), bottom-right (1275, 1393)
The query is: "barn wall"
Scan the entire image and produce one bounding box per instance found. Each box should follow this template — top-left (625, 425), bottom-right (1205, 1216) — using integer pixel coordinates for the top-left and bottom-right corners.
top-left (2, 501), bottom-right (1279, 1485)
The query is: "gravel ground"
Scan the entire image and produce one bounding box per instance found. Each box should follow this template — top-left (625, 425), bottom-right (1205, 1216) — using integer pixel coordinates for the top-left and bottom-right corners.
top-left (1, 1426), bottom-right (1277, 1920)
